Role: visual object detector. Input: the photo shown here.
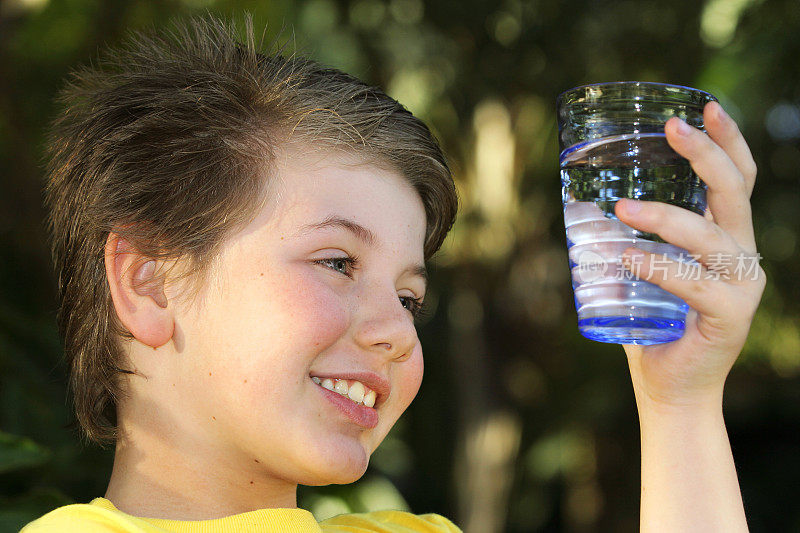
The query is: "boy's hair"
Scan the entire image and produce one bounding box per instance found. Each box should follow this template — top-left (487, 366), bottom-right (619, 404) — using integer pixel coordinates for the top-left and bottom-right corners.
top-left (44, 15), bottom-right (458, 445)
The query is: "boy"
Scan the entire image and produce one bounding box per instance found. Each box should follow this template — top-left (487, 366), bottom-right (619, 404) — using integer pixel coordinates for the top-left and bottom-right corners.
top-left (24, 13), bottom-right (764, 533)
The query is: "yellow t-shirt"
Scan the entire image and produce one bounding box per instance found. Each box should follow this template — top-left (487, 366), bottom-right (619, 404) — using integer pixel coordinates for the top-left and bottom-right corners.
top-left (20, 497), bottom-right (461, 533)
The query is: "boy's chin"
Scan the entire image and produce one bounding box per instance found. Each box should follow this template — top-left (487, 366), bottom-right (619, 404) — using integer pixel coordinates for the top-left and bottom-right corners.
top-left (279, 430), bottom-right (377, 486)
top-left (299, 454), bottom-right (370, 486)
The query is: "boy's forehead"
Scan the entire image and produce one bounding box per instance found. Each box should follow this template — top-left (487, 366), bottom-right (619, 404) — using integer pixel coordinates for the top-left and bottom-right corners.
top-left (267, 145), bottom-right (421, 213)
top-left (254, 144), bottom-right (427, 245)
top-left (272, 143), bottom-right (395, 180)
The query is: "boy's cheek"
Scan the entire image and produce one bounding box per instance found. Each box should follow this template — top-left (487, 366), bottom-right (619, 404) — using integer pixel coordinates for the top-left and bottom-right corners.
top-left (171, 267), bottom-right (350, 383)
top-left (367, 350), bottom-right (424, 454)
top-left (200, 262), bottom-right (350, 341)
top-left (401, 348), bottom-right (424, 408)
top-left (268, 271), bottom-right (352, 343)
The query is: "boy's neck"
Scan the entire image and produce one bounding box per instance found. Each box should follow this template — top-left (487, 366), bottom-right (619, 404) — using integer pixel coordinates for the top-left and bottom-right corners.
top-left (104, 420), bottom-right (298, 520)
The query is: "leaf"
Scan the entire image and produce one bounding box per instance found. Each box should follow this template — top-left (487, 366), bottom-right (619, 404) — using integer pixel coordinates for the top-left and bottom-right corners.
top-left (0, 432), bottom-right (51, 475)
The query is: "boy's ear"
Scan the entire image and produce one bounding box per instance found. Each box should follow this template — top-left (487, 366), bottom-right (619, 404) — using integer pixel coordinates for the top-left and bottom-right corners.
top-left (105, 232), bottom-right (174, 348)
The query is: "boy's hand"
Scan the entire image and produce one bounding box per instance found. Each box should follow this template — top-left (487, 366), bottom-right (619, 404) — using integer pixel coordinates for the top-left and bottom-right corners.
top-left (613, 101), bottom-right (767, 408)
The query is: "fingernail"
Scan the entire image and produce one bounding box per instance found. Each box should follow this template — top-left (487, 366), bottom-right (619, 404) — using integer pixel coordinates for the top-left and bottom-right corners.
top-left (621, 199), bottom-right (641, 215)
top-left (675, 118), bottom-right (692, 136)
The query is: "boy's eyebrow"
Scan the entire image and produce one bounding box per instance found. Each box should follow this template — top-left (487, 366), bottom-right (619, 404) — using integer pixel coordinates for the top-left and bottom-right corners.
top-left (300, 216), bottom-right (377, 247)
top-left (297, 215), bottom-right (428, 287)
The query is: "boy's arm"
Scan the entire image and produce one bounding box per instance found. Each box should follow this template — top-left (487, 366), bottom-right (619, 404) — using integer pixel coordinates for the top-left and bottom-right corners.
top-left (630, 375), bottom-right (747, 532)
top-left (613, 101), bottom-right (765, 532)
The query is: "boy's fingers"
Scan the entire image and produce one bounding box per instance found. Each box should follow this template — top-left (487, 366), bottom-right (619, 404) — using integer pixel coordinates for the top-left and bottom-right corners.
top-left (619, 249), bottom-right (727, 320)
top-left (615, 199), bottom-right (756, 277)
top-left (702, 101), bottom-right (758, 198)
top-left (663, 117), bottom-right (757, 254)
top-left (620, 247), bottom-right (766, 326)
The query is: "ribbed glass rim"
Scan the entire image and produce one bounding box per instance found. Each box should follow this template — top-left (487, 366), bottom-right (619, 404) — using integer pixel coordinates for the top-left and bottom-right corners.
top-left (557, 81), bottom-right (716, 108)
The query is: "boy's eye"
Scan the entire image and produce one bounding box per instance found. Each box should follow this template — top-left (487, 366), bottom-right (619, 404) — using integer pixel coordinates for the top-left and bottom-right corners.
top-left (400, 296), bottom-right (425, 318)
top-left (315, 256), bottom-right (358, 278)
top-left (316, 256), bottom-right (424, 318)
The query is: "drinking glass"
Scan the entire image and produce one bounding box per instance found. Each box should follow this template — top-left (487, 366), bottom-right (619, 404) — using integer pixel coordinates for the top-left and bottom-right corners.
top-left (557, 81), bottom-right (716, 345)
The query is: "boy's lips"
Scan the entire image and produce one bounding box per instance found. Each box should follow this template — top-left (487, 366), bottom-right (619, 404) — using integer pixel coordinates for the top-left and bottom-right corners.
top-left (315, 385), bottom-right (380, 429)
top-left (309, 371), bottom-right (391, 409)
top-left (309, 371), bottom-right (391, 430)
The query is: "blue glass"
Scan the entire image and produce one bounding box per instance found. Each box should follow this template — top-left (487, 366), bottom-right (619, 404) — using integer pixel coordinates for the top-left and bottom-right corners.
top-left (557, 82), bottom-right (716, 345)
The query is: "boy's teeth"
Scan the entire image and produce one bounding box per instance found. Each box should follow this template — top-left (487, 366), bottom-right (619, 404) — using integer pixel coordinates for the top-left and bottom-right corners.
top-left (363, 390), bottom-right (376, 408)
top-left (313, 377), bottom-right (377, 407)
top-left (348, 381), bottom-right (365, 403)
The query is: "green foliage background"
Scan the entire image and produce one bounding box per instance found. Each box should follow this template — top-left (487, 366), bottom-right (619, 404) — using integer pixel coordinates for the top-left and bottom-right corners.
top-left (1, 0), bottom-right (798, 531)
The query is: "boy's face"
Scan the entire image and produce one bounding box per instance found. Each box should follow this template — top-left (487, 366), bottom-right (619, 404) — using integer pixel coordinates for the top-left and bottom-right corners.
top-left (155, 145), bottom-right (427, 487)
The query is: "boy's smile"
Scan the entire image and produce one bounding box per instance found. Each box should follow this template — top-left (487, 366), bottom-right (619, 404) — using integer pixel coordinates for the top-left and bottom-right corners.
top-left (111, 143), bottom-right (428, 511)
top-left (312, 376), bottom-right (382, 429)
top-left (309, 373), bottom-right (391, 427)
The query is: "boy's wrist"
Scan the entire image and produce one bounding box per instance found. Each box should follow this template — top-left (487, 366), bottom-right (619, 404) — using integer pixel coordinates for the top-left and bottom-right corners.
top-left (633, 385), bottom-right (725, 426)
top-left (624, 345), bottom-right (729, 419)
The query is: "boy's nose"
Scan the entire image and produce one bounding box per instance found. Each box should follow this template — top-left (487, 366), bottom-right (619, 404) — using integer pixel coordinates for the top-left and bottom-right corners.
top-left (352, 287), bottom-right (419, 362)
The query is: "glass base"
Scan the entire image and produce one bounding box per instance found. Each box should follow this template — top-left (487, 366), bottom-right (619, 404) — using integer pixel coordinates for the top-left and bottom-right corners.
top-left (578, 316), bottom-right (686, 345)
